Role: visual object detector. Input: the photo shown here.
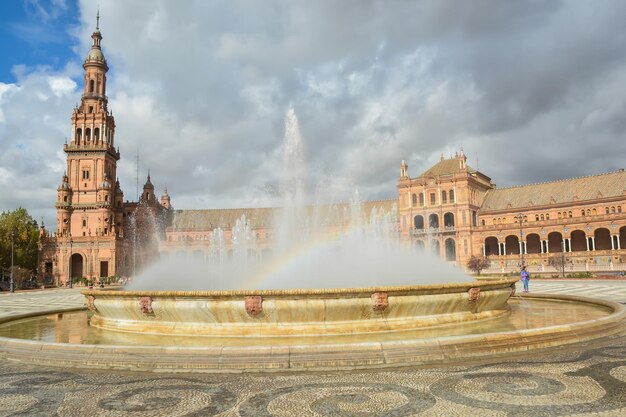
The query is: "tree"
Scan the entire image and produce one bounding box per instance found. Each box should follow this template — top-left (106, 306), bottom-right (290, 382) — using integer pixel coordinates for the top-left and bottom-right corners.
top-left (0, 208), bottom-right (39, 273)
top-left (466, 256), bottom-right (491, 275)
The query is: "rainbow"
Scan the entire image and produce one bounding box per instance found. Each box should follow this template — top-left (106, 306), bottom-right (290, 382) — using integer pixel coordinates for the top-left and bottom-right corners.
top-left (240, 228), bottom-right (345, 289)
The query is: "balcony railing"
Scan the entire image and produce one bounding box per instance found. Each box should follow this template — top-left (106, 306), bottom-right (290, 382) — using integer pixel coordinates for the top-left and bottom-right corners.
top-left (412, 226), bottom-right (456, 236)
top-left (82, 92), bottom-right (108, 100)
top-left (477, 212), bottom-right (626, 231)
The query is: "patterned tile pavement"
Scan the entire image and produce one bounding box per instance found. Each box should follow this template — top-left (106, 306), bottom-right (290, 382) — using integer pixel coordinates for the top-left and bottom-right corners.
top-left (0, 282), bottom-right (625, 416)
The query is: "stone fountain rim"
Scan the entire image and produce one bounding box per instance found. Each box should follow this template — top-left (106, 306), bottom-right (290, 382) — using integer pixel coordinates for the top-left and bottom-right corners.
top-left (81, 277), bottom-right (519, 297)
top-left (0, 293), bottom-right (623, 373)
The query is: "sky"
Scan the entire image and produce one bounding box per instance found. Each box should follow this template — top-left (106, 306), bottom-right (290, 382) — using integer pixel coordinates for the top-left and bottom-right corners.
top-left (1, 0), bottom-right (626, 231)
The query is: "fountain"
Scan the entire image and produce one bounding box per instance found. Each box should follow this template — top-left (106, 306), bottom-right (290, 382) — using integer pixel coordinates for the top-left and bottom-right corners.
top-left (84, 108), bottom-right (516, 337)
top-left (0, 109), bottom-right (623, 372)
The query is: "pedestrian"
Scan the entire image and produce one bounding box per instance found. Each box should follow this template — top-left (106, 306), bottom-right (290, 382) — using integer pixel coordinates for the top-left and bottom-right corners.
top-left (521, 266), bottom-right (530, 293)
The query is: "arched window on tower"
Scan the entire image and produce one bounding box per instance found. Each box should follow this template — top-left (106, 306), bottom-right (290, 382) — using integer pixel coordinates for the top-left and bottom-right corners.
top-left (85, 128), bottom-right (91, 142)
top-left (94, 128), bottom-right (100, 143)
top-left (419, 193), bottom-right (424, 206)
top-left (442, 190), bottom-right (447, 204)
top-left (449, 189), bottom-right (455, 203)
top-left (412, 194), bottom-right (417, 206)
top-left (89, 79), bottom-right (94, 93)
top-left (76, 128), bottom-right (82, 144)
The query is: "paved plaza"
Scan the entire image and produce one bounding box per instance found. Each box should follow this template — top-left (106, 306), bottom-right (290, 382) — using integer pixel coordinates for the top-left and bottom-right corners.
top-left (0, 280), bottom-right (625, 416)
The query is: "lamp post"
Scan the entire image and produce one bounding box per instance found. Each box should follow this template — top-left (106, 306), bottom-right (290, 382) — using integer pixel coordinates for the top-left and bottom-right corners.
top-left (516, 213), bottom-right (524, 269)
top-left (68, 237), bottom-right (73, 288)
top-left (9, 231), bottom-right (15, 293)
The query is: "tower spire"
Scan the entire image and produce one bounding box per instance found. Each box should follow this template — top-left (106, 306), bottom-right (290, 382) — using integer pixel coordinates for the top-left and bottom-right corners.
top-left (96, 9), bottom-right (100, 31)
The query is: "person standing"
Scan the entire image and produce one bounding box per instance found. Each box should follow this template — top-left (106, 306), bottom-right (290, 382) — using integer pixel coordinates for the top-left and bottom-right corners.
top-left (520, 266), bottom-right (530, 293)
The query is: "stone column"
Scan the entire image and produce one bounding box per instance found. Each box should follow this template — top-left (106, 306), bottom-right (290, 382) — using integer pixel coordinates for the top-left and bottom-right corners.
top-left (611, 235), bottom-right (615, 250)
top-left (591, 236), bottom-right (596, 251)
top-left (545, 240), bottom-right (549, 253)
top-left (586, 237), bottom-right (590, 251)
top-left (617, 237), bottom-right (622, 250)
top-left (503, 242), bottom-right (507, 256)
top-left (482, 244), bottom-right (486, 256)
top-left (519, 240), bottom-right (523, 254)
top-left (568, 238), bottom-right (572, 252)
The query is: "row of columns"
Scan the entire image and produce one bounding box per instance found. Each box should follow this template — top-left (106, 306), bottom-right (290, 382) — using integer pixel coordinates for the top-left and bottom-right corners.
top-left (483, 235), bottom-right (622, 256)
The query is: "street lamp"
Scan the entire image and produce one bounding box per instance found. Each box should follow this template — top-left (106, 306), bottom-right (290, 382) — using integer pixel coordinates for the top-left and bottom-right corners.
top-left (516, 213), bottom-right (524, 269)
top-left (9, 231), bottom-right (15, 293)
top-left (68, 237), bottom-right (73, 288)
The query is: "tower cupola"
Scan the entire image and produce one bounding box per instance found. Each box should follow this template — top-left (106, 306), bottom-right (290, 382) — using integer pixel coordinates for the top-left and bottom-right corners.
top-left (85, 11), bottom-right (107, 68)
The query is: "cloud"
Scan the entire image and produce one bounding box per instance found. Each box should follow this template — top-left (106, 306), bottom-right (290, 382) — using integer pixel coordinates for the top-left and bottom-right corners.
top-left (2, 0), bottom-right (626, 230)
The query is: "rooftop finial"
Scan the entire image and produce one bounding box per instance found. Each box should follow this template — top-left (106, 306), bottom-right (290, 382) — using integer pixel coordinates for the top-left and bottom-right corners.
top-left (96, 9), bottom-right (100, 30)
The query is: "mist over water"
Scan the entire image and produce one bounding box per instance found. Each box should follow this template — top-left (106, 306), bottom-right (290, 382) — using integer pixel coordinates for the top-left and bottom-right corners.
top-left (127, 109), bottom-right (469, 291)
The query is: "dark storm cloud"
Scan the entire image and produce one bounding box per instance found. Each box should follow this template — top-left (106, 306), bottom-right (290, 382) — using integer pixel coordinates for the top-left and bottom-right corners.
top-left (2, 0), bottom-right (625, 227)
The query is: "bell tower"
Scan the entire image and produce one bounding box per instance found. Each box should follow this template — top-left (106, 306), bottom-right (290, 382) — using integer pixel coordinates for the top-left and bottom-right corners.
top-left (54, 13), bottom-right (125, 285)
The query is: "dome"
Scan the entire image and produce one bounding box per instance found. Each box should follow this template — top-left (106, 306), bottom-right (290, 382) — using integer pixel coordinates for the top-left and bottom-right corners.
top-left (86, 47), bottom-right (105, 63)
top-left (100, 178), bottom-right (112, 189)
top-left (58, 175), bottom-right (71, 190)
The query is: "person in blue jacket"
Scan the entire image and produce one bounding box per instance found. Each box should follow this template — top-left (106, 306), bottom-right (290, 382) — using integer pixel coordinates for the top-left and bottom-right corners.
top-left (520, 266), bottom-right (530, 292)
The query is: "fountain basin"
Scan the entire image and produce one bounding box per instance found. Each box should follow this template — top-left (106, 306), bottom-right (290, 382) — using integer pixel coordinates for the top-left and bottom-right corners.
top-left (0, 293), bottom-right (624, 373)
top-left (82, 279), bottom-right (517, 337)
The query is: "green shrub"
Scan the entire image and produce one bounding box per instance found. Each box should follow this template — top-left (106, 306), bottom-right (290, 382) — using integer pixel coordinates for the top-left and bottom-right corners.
top-left (566, 272), bottom-right (593, 278)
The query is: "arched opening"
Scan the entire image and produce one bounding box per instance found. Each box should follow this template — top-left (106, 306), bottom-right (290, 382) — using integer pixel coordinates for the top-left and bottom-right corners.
top-left (411, 194), bottom-right (417, 206)
top-left (70, 253), bottom-right (84, 281)
top-left (443, 212), bottom-right (455, 227)
top-left (76, 128), bottom-right (82, 144)
top-left (594, 228), bottom-right (611, 250)
top-left (414, 215), bottom-right (424, 230)
top-left (526, 233), bottom-right (541, 254)
top-left (85, 128), bottom-right (91, 142)
top-left (505, 235), bottom-right (520, 255)
top-left (619, 226), bottom-right (626, 250)
top-left (570, 230), bottom-right (587, 251)
top-left (548, 231), bottom-right (563, 253)
top-left (445, 238), bottom-right (456, 261)
top-left (89, 79), bottom-right (94, 92)
top-left (484, 236), bottom-right (499, 256)
top-left (415, 240), bottom-right (425, 251)
top-left (419, 193), bottom-right (424, 206)
top-left (430, 240), bottom-right (440, 257)
top-left (449, 189), bottom-right (455, 203)
top-left (429, 213), bottom-right (439, 229)
top-left (442, 190), bottom-right (447, 204)
top-left (94, 128), bottom-right (100, 142)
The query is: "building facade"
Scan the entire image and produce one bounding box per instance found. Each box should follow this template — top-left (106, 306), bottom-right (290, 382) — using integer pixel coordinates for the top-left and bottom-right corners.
top-left (39, 20), bottom-right (169, 286)
top-left (397, 154), bottom-right (626, 274)
top-left (38, 20), bottom-right (626, 284)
